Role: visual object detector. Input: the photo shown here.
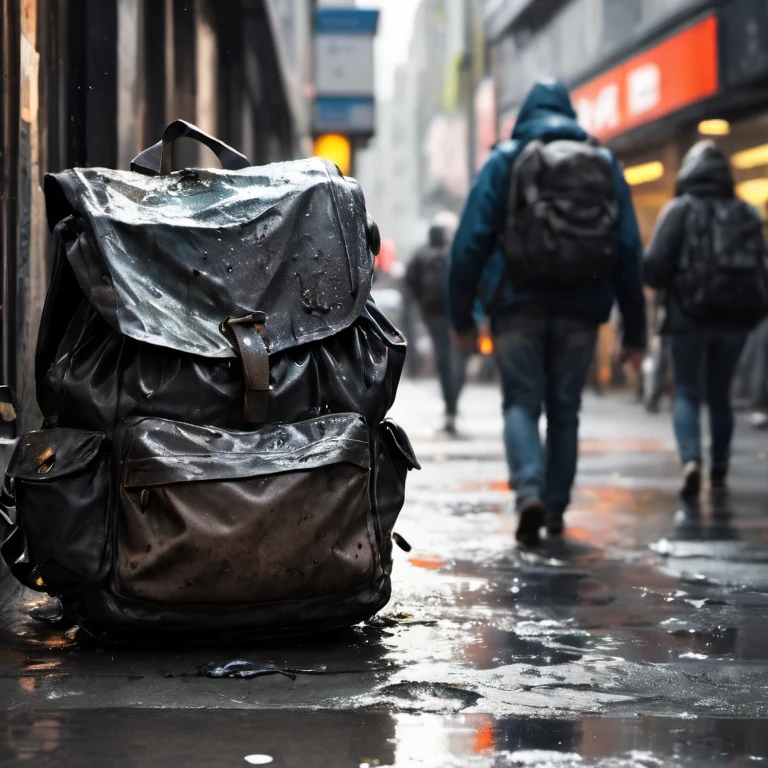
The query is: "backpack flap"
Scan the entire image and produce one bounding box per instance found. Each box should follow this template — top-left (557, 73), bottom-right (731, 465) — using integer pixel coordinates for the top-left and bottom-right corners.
top-left (43, 158), bottom-right (374, 360)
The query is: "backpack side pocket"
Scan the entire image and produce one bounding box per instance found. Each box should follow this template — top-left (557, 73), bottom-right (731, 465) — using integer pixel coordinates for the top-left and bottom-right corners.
top-left (373, 419), bottom-right (420, 574)
top-left (5, 429), bottom-right (110, 595)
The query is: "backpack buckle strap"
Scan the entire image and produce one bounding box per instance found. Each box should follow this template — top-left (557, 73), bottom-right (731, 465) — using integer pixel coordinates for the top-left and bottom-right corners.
top-left (221, 313), bottom-right (270, 423)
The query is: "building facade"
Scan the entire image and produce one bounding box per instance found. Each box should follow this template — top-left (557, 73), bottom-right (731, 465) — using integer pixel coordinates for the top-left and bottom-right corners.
top-left (359, 0), bottom-right (487, 261)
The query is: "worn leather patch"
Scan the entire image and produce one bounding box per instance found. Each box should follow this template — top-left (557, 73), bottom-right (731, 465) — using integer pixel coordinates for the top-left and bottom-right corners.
top-left (118, 464), bottom-right (376, 605)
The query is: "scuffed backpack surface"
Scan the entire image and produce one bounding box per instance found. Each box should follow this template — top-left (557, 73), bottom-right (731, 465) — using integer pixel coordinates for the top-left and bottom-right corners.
top-left (502, 139), bottom-right (618, 287)
top-left (2, 123), bottom-right (419, 642)
top-left (674, 196), bottom-right (768, 329)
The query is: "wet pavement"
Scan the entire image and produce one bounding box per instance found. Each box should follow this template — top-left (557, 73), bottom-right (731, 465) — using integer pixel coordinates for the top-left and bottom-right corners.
top-left (1, 381), bottom-right (768, 766)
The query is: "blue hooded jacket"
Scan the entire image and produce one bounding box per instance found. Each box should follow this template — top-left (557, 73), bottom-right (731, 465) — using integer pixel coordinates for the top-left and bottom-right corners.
top-left (447, 80), bottom-right (647, 348)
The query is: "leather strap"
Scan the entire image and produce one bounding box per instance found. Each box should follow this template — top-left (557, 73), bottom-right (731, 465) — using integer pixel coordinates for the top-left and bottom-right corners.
top-left (131, 120), bottom-right (251, 176)
top-left (221, 314), bottom-right (270, 423)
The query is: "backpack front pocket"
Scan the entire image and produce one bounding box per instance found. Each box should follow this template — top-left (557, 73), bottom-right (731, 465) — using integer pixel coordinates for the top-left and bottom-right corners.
top-left (118, 414), bottom-right (377, 605)
top-left (5, 428), bottom-right (110, 594)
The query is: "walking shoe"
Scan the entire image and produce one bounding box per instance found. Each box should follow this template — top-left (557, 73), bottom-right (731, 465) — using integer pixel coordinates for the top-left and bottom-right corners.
top-left (546, 519), bottom-right (564, 537)
top-left (515, 499), bottom-right (548, 547)
top-left (438, 414), bottom-right (458, 438)
top-left (680, 461), bottom-right (701, 500)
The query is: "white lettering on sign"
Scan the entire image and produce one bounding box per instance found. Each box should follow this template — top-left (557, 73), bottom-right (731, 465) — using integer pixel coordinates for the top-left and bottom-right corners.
top-left (575, 97), bottom-right (594, 134)
top-left (627, 63), bottom-right (661, 116)
top-left (593, 84), bottom-right (620, 132)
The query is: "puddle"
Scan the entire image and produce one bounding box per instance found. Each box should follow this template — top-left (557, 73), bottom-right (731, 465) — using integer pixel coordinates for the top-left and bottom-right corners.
top-left (462, 626), bottom-right (584, 669)
top-left (375, 682), bottom-right (482, 713)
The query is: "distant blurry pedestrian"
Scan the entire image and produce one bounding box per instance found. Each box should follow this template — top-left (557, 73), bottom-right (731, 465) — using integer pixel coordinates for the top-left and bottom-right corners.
top-left (406, 213), bottom-right (468, 435)
top-left (645, 141), bottom-right (768, 498)
top-left (448, 80), bottom-right (646, 545)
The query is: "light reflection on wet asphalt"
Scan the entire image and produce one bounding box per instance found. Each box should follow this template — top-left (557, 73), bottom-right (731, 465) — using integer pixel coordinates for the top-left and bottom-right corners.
top-left (1, 383), bottom-right (768, 766)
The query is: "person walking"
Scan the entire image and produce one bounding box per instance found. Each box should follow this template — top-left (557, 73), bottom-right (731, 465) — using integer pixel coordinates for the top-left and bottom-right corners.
top-left (644, 141), bottom-right (768, 498)
top-left (447, 80), bottom-right (646, 545)
top-left (407, 214), bottom-right (468, 435)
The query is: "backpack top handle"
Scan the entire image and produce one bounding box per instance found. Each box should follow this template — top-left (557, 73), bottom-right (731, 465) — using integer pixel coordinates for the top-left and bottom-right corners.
top-left (130, 119), bottom-right (251, 176)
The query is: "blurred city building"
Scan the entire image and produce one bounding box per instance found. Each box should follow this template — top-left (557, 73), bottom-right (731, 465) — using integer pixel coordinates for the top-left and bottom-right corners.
top-left (0, 0), bottom-right (317, 429)
top-left (486, 0), bottom-right (768, 243)
top-left (358, 0), bottom-right (488, 261)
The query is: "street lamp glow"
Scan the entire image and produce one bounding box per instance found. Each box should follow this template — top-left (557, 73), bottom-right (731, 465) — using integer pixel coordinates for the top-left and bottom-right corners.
top-left (698, 119), bottom-right (730, 136)
top-left (732, 143), bottom-right (768, 170)
top-left (313, 134), bottom-right (352, 176)
top-left (624, 161), bottom-right (665, 186)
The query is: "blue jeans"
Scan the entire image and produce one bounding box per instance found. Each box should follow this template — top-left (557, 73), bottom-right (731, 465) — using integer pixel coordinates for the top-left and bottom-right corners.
top-left (424, 315), bottom-right (468, 416)
top-left (670, 331), bottom-right (747, 478)
top-left (493, 312), bottom-right (598, 520)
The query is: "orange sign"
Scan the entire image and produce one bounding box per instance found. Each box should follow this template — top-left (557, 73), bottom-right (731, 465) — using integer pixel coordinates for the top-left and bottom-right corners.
top-left (572, 15), bottom-right (719, 143)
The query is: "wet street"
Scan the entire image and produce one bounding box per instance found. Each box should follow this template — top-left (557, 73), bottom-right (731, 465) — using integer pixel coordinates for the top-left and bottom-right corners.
top-left (1, 381), bottom-right (768, 766)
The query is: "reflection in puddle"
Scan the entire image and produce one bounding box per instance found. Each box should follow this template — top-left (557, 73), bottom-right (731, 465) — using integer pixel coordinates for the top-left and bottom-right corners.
top-left (407, 554), bottom-right (447, 570)
top-left (2, 710), bottom-right (768, 766)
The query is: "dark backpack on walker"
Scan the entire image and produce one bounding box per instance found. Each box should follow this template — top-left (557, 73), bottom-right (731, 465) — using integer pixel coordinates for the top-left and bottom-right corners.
top-left (674, 196), bottom-right (768, 328)
top-left (0, 121), bottom-right (419, 642)
top-left (502, 139), bottom-right (618, 286)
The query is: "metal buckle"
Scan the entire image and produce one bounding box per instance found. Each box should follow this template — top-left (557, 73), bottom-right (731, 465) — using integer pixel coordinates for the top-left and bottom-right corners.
top-left (220, 312), bottom-right (269, 344)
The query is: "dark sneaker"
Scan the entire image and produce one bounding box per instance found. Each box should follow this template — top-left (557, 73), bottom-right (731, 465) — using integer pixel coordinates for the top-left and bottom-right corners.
top-left (680, 461), bottom-right (701, 500)
top-left (547, 520), bottom-right (564, 537)
top-left (516, 499), bottom-right (548, 547)
top-left (438, 414), bottom-right (458, 438)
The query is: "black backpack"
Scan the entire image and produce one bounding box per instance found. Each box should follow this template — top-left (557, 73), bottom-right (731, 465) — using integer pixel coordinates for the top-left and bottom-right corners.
top-left (674, 196), bottom-right (768, 328)
top-left (410, 246), bottom-right (448, 316)
top-left (0, 121), bottom-right (419, 642)
top-left (502, 139), bottom-right (618, 286)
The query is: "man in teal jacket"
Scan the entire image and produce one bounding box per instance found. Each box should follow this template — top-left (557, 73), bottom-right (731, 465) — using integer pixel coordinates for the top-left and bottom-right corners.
top-left (448, 79), bottom-right (646, 545)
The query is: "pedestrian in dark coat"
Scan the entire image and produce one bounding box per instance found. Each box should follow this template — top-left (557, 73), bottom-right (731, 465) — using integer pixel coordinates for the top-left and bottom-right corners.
top-left (407, 216), bottom-right (468, 435)
top-left (448, 80), bottom-right (647, 544)
top-left (645, 141), bottom-right (763, 497)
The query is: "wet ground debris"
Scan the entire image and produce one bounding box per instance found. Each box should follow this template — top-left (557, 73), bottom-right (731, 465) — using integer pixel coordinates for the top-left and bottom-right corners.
top-left (198, 659), bottom-right (323, 680)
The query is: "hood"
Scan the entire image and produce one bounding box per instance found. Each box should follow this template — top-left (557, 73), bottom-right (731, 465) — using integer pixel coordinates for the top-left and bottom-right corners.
top-left (512, 79), bottom-right (588, 145)
top-left (676, 141), bottom-right (734, 198)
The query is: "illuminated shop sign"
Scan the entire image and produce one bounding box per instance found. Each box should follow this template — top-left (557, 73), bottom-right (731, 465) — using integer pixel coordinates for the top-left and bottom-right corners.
top-left (571, 15), bottom-right (719, 143)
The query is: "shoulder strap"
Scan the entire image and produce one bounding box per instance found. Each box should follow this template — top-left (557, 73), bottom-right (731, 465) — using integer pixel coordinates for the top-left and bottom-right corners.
top-left (513, 140), bottom-right (545, 207)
